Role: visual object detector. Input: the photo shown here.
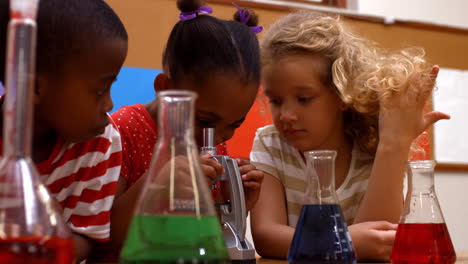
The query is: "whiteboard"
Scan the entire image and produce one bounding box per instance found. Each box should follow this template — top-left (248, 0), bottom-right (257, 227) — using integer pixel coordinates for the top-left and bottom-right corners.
top-left (433, 68), bottom-right (468, 165)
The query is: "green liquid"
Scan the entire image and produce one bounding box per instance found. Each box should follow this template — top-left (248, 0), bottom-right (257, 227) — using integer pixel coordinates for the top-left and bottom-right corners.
top-left (120, 215), bottom-right (229, 264)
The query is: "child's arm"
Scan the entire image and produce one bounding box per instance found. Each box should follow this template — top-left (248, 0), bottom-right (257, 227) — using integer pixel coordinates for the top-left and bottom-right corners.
top-left (110, 175), bottom-right (138, 249)
top-left (250, 173), bottom-right (294, 258)
top-left (73, 233), bottom-right (94, 262)
top-left (353, 139), bottom-right (408, 223)
top-left (354, 66), bottom-right (450, 223)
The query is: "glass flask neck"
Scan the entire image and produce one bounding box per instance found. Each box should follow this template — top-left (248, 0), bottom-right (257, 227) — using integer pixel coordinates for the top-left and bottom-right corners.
top-left (3, 19), bottom-right (36, 158)
top-left (407, 160), bottom-right (436, 195)
top-left (304, 150), bottom-right (339, 205)
top-left (157, 90), bottom-right (196, 141)
top-left (402, 160), bottom-right (446, 224)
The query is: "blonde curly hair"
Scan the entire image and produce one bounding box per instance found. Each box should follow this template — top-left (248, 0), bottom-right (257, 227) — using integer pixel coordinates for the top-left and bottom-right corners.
top-left (261, 11), bottom-right (431, 155)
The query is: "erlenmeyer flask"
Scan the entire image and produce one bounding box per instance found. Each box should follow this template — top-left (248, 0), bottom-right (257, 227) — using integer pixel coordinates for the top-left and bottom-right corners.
top-left (288, 150), bottom-right (355, 264)
top-left (391, 160), bottom-right (456, 264)
top-left (120, 90), bottom-right (229, 264)
top-left (0, 2), bottom-right (74, 263)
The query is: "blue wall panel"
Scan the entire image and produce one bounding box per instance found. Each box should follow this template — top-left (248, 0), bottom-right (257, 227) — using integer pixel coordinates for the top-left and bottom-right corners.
top-left (110, 66), bottom-right (162, 113)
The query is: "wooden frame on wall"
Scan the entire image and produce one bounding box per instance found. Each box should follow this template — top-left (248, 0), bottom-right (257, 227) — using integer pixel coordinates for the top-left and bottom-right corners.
top-left (207, 0), bottom-right (468, 35)
top-left (432, 67), bottom-right (468, 171)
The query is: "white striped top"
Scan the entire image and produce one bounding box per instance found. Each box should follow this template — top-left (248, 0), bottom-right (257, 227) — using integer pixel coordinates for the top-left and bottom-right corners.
top-left (250, 125), bottom-right (373, 226)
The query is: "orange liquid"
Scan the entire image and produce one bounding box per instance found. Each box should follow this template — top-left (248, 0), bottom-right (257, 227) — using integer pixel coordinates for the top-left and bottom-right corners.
top-left (0, 237), bottom-right (74, 264)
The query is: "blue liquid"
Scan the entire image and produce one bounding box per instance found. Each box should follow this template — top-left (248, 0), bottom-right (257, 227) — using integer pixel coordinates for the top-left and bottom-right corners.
top-left (288, 204), bottom-right (356, 264)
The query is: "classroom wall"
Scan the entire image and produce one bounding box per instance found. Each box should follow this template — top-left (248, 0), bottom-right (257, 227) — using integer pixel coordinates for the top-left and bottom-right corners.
top-left (107, 0), bottom-right (468, 251)
top-left (108, 0), bottom-right (468, 70)
top-left (436, 171), bottom-right (468, 251)
top-left (357, 0), bottom-right (468, 29)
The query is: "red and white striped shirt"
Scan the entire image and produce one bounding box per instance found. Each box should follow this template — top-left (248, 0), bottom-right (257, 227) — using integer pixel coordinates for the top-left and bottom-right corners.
top-left (1, 122), bottom-right (122, 242)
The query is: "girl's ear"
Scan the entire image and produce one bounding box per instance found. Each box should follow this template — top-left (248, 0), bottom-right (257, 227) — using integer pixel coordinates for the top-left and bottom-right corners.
top-left (339, 100), bottom-right (349, 111)
top-left (153, 73), bottom-right (170, 93)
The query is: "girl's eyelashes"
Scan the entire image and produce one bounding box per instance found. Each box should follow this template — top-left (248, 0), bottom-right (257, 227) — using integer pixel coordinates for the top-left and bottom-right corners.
top-left (298, 96), bottom-right (313, 103)
top-left (196, 118), bottom-right (216, 128)
top-left (229, 123), bottom-right (242, 129)
top-left (97, 87), bottom-right (110, 97)
top-left (268, 96), bottom-right (314, 105)
top-left (196, 114), bottom-right (245, 130)
top-left (97, 80), bottom-right (116, 96)
top-left (268, 98), bottom-right (282, 105)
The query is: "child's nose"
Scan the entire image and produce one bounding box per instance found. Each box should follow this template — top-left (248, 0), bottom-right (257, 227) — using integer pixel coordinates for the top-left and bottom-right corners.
top-left (104, 93), bottom-right (114, 113)
top-left (213, 129), bottom-right (234, 146)
top-left (279, 104), bottom-right (298, 121)
top-left (214, 132), bottom-right (225, 146)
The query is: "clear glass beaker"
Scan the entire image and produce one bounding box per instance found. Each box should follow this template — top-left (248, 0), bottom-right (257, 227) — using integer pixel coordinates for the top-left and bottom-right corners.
top-left (120, 90), bottom-right (228, 264)
top-left (288, 150), bottom-right (355, 264)
top-left (0, 4), bottom-right (73, 263)
top-left (391, 160), bottom-right (456, 264)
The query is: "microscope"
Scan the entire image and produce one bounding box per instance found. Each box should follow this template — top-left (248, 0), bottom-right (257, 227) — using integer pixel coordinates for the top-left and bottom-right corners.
top-left (201, 128), bottom-right (256, 264)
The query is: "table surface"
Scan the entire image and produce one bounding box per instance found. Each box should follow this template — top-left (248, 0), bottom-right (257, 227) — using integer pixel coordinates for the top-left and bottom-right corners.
top-left (256, 252), bottom-right (468, 264)
top-left (94, 252), bottom-right (468, 264)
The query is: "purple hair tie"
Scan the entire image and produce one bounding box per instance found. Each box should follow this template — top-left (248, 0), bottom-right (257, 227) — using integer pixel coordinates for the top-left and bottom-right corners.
top-left (249, 26), bottom-right (263, 34)
top-left (233, 3), bottom-right (263, 34)
top-left (179, 6), bottom-right (213, 21)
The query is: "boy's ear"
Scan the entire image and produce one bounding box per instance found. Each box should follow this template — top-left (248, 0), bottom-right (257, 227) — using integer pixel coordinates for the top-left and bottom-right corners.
top-left (336, 95), bottom-right (348, 111)
top-left (153, 73), bottom-right (170, 93)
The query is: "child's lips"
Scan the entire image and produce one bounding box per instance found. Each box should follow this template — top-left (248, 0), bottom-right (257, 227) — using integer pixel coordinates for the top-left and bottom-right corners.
top-left (96, 121), bottom-right (109, 134)
top-left (96, 126), bottom-right (106, 135)
top-left (284, 129), bottom-right (306, 136)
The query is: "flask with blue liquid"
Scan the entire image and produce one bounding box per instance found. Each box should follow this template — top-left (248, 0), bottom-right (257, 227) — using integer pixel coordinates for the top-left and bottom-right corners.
top-left (288, 150), bottom-right (356, 264)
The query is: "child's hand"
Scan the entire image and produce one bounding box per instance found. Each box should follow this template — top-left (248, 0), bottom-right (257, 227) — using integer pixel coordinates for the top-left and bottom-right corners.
top-left (199, 153), bottom-right (224, 185)
top-left (348, 221), bottom-right (397, 261)
top-left (378, 65), bottom-right (450, 148)
top-left (154, 156), bottom-right (198, 197)
top-left (236, 159), bottom-right (264, 212)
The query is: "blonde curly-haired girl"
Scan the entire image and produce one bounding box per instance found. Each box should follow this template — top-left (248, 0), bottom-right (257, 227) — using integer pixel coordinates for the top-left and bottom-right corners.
top-left (250, 11), bottom-right (449, 261)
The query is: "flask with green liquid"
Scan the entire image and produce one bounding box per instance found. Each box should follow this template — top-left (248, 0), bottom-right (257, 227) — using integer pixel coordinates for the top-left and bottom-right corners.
top-left (120, 90), bottom-right (228, 264)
